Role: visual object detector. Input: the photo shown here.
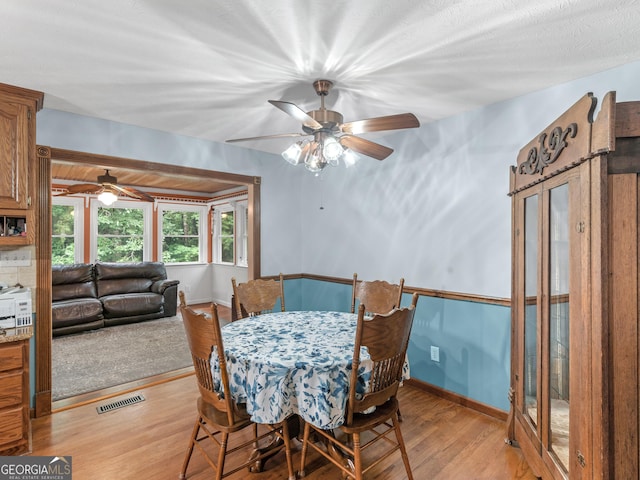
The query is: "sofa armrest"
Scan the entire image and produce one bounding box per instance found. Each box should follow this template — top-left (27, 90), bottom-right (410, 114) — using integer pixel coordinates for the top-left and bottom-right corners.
top-left (152, 279), bottom-right (180, 317)
top-left (152, 279), bottom-right (180, 295)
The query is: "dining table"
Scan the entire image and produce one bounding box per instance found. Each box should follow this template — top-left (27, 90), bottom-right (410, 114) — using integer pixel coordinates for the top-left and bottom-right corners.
top-left (212, 310), bottom-right (410, 431)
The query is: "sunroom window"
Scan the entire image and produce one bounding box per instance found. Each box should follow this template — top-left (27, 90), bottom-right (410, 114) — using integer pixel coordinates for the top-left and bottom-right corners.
top-left (158, 204), bottom-right (207, 264)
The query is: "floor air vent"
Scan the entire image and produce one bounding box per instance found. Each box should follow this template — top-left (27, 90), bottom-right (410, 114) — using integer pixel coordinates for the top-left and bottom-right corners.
top-left (96, 393), bottom-right (145, 414)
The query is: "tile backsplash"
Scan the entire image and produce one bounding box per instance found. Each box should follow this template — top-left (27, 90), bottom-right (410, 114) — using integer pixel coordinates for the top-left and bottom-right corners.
top-left (0, 245), bottom-right (37, 313)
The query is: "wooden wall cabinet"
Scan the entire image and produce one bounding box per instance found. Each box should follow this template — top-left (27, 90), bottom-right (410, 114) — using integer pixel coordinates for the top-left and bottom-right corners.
top-left (0, 335), bottom-right (31, 455)
top-left (507, 91), bottom-right (640, 479)
top-left (0, 83), bottom-right (43, 245)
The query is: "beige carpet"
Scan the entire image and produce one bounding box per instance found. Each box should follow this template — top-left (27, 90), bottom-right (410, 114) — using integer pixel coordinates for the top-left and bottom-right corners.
top-left (52, 315), bottom-right (193, 401)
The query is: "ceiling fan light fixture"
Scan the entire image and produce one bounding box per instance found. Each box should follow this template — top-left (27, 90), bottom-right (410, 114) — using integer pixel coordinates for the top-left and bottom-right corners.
top-left (303, 141), bottom-right (326, 174)
top-left (322, 135), bottom-right (344, 163)
top-left (229, 79), bottom-right (420, 169)
top-left (98, 187), bottom-right (118, 206)
top-left (282, 141), bottom-right (305, 165)
top-left (281, 135), bottom-right (356, 172)
top-left (342, 148), bottom-right (360, 168)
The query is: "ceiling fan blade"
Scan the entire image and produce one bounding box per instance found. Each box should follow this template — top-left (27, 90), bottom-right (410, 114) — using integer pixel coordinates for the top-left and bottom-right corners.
top-left (339, 136), bottom-right (393, 161)
top-left (268, 100), bottom-right (323, 130)
top-left (111, 184), bottom-right (154, 202)
top-left (341, 113), bottom-right (420, 135)
top-left (63, 183), bottom-right (103, 194)
top-left (226, 132), bottom-right (309, 143)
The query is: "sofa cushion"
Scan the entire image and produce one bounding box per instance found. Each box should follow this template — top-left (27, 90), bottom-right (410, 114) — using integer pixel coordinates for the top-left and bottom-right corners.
top-left (52, 263), bottom-right (94, 285)
top-left (52, 264), bottom-right (98, 301)
top-left (101, 292), bottom-right (163, 318)
top-left (52, 298), bottom-right (104, 327)
top-left (53, 282), bottom-right (97, 302)
top-left (95, 261), bottom-right (169, 298)
top-left (95, 261), bottom-right (167, 281)
top-left (97, 278), bottom-right (154, 298)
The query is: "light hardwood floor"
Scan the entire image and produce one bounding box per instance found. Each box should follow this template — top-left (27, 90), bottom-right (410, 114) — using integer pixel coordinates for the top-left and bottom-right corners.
top-left (32, 375), bottom-right (537, 479)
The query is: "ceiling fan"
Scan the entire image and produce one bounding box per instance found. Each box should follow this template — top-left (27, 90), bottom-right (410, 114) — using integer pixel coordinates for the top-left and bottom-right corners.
top-left (55, 169), bottom-right (155, 204)
top-left (226, 80), bottom-right (420, 169)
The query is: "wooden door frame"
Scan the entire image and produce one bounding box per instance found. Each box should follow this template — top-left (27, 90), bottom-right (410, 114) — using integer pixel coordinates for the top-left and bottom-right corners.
top-left (34, 147), bottom-right (261, 416)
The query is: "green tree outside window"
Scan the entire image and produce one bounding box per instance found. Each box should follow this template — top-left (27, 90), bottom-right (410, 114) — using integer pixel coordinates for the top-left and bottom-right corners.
top-left (220, 210), bottom-right (234, 263)
top-left (162, 210), bottom-right (200, 263)
top-left (52, 204), bottom-right (76, 265)
top-left (97, 207), bottom-right (144, 262)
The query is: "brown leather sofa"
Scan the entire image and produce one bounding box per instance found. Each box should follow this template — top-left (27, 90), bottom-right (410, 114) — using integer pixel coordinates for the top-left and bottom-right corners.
top-left (52, 262), bottom-right (180, 336)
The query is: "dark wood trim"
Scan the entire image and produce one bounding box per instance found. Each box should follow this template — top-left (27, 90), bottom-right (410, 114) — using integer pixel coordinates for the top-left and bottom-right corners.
top-left (407, 285), bottom-right (509, 306)
top-left (49, 147), bottom-right (253, 186)
top-left (405, 377), bottom-right (508, 421)
top-left (283, 272), bottom-right (510, 306)
top-left (248, 178), bottom-right (260, 279)
top-left (35, 146), bottom-right (52, 417)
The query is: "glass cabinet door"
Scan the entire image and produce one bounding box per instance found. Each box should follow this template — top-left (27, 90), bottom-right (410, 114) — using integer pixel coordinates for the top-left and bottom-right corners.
top-left (548, 183), bottom-right (570, 472)
top-left (519, 180), bottom-right (573, 477)
top-left (523, 194), bottom-right (539, 427)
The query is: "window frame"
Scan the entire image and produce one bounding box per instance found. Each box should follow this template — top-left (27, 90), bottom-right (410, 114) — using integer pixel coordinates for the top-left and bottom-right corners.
top-left (157, 202), bottom-right (208, 265)
top-left (51, 196), bottom-right (85, 264)
top-left (211, 196), bottom-right (248, 267)
top-left (236, 200), bottom-right (248, 267)
top-left (213, 203), bottom-right (235, 265)
top-left (89, 198), bottom-right (153, 263)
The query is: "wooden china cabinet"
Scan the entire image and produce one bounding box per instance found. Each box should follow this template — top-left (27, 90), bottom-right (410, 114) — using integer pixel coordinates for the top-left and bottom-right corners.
top-left (507, 91), bottom-right (640, 479)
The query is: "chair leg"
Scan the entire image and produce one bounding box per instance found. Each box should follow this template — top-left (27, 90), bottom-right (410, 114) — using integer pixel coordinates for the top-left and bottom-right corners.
top-left (298, 421), bottom-right (312, 478)
top-left (178, 415), bottom-right (201, 479)
top-left (392, 416), bottom-right (414, 480)
top-left (397, 407), bottom-right (403, 422)
top-left (280, 419), bottom-right (296, 480)
top-left (352, 432), bottom-right (363, 480)
top-left (215, 432), bottom-right (229, 480)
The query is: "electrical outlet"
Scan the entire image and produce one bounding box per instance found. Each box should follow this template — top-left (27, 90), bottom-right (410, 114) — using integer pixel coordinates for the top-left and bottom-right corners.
top-left (430, 345), bottom-right (440, 362)
top-left (0, 249), bottom-right (31, 267)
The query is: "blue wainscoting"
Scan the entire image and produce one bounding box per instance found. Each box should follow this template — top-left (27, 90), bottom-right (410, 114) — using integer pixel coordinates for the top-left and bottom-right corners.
top-left (407, 295), bottom-right (511, 412)
top-left (284, 277), bottom-right (511, 412)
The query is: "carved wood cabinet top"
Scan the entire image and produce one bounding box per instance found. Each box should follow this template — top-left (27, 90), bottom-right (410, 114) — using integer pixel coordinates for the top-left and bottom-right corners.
top-left (509, 91), bottom-right (640, 195)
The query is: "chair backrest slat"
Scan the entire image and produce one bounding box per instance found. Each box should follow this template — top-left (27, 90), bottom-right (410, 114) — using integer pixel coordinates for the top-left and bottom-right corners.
top-left (232, 273), bottom-right (285, 319)
top-left (351, 273), bottom-right (404, 315)
top-left (347, 293), bottom-right (418, 423)
top-left (180, 296), bottom-right (236, 424)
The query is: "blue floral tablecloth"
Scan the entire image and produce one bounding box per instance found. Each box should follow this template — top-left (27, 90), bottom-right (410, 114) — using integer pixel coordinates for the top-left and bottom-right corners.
top-left (213, 311), bottom-right (409, 429)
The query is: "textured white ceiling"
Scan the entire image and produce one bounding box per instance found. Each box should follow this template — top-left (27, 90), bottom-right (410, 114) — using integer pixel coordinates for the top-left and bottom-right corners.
top-left (2, 0), bottom-right (640, 155)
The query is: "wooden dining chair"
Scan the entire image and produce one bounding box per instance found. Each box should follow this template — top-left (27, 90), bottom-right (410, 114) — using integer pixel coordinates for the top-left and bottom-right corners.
top-left (299, 293), bottom-right (419, 480)
top-left (351, 273), bottom-right (405, 315)
top-left (178, 294), bottom-right (296, 480)
top-left (231, 273), bottom-right (285, 320)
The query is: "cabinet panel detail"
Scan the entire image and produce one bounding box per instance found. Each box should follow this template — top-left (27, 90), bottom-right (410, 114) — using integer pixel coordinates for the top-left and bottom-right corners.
top-left (0, 102), bottom-right (28, 209)
top-left (0, 338), bottom-right (30, 455)
top-left (0, 373), bottom-right (22, 409)
top-left (0, 344), bottom-right (22, 372)
top-left (0, 407), bottom-right (23, 444)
